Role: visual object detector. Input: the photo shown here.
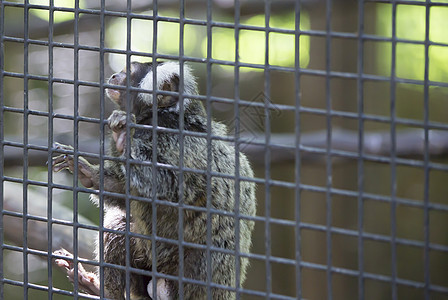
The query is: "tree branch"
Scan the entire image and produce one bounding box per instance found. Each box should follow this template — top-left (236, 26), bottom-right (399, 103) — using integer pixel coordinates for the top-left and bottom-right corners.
top-left (3, 181), bottom-right (96, 260)
top-left (4, 128), bottom-right (448, 167)
top-left (239, 128), bottom-right (448, 164)
top-left (5, 0), bottom-right (317, 39)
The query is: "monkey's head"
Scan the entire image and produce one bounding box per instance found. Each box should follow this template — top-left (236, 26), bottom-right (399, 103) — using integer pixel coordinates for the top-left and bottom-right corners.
top-left (106, 61), bottom-right (199, 123)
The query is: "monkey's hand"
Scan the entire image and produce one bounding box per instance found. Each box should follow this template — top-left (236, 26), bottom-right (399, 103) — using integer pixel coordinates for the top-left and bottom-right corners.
top-left (53, 248), bottom-right (100, 296)
top-left (108, 110), bottom-right (136, 155)
top-left (52, 142), bottom-right (97, 188)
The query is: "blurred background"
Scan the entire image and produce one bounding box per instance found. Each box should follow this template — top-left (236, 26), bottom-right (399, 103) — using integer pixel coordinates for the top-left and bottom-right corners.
top-left (2, 0), bottom-right (448, 299)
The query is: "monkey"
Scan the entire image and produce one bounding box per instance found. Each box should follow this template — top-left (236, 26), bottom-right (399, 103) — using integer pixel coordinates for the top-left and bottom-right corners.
top-left (52, 61), bottom-right (257, 299)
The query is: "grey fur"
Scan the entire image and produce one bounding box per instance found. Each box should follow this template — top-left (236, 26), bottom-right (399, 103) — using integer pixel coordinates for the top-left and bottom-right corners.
top-left (53, 62), bottom-right (256, 299)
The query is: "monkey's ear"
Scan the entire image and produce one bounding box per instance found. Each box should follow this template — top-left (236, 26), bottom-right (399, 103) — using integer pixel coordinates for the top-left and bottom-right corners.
top-left (157, 75), bottom-right (180, 108)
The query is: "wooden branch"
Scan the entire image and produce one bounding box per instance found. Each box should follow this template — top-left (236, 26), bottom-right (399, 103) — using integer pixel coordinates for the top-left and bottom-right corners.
top-left (239, 128), bottom-right (448, 164)
top-left (3, 128), bottom-right (448, 167)
top-left (3, 181), bottom-right (96, 260)
top-left (5, 0), bottom-right (317, 39)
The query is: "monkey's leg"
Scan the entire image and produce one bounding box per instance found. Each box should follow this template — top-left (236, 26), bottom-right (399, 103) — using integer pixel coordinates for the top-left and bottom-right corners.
top-left (52, 142), bottom-right (97, 188)
top-left (53, 248), bottom-right (100, 296)
top-left (107, 110), bottom-right (136, 155)
top-left (102, 212), bottom-right (152, 299)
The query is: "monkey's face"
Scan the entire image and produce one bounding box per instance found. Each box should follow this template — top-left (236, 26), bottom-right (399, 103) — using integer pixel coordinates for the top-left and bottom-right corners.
top-left (106, 62), bottom-right (198, 123)
top-left (106, 62), bottom-right (152, 111)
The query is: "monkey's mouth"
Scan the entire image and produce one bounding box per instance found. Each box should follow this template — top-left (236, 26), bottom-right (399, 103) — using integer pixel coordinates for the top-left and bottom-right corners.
top-left (105, 88), bottom-right (120, 102)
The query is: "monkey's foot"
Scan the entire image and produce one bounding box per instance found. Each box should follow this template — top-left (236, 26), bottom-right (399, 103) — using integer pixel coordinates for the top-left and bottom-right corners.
top-left (53, 248), bottom-right (100, 296)
top-left (52, 142), bottom-right (95, 188)
top-left (147, 278), bottom-right (173, 300)
top-left (108, 110), bottom-right (136, 154)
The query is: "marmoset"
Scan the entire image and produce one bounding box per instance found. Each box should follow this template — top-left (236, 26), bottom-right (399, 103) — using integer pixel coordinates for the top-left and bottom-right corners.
top-left (52, 61), bottom-right (256, 299)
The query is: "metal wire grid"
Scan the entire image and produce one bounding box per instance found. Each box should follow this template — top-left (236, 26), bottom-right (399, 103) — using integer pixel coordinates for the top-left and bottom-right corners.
top-left (0, 1), bottom-right (4, 298)
top-left (0, 0), bottom-right (448, 299)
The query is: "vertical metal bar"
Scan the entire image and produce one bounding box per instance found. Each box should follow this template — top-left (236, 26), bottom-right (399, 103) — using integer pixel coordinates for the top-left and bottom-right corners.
top-left (390, 3), bottom-right (398, 300)
top-left (357, 1), bottom-right (366, 299)
top-left (0, 1), bottom-right (5, 298)
top-left (98, 0), bottom-right (106, 298)
top-left (125, 0), bottom-right (132, 298)
top-left (325, 0), bottom-right (333, 298)
top-left (294, 1), bottom-right (303, 299)
top-left (264, 1), bottom-right (272, 298)
top-left (47, 1), bottom-right (55, 299)
top-left (178, 1), bottom-right (186, 298)
top-left (234, 0), bottom-right (242, 299)
top-left (72, 0), bottom-right (80, 298)
top-left (423, 1), bottom-right (431, 299)
top-left (23, 1), bottom-right (30, 298)
top-left (205, 1), bottom-right (213, 298)
top-left (151, 1), bottom-right (159, 297)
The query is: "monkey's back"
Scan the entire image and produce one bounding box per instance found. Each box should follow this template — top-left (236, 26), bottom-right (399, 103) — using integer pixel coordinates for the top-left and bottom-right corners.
top-left (128, 109), bottom-right (256, 299)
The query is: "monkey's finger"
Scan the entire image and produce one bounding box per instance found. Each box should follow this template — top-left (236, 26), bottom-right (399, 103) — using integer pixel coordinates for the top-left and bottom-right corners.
top-left (76, 158), bottom-right (95, 188)
top-left (52, 160), bottom-right (73, 172)
top-left (64, 263), bottom-right (100, 296)
top-left (52, 154), bottom-right (90, 168)
top-left (53, 248), bottom-right (74, 259)
top-left (79, 271), bottom-right (100, 295)
top-left (52, 154), bottom-right (70, 165)
top-left (52, 154), bottom-right (76, 172)
top-left (55, 259), bottom-right (70, 270)
top-left (53, 249), bottom-right (75, 271)
top-left (108, 110), bottom-right (127, 131)
top-left (53, 142), bottom-right (74, 152)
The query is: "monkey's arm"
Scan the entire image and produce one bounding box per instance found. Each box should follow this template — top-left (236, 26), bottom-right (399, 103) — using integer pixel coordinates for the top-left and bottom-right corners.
top-left (52, 142), bottom-right (124, 194)
top-left (108, 109), bottom-right (135, 155)
top-left (52, 143), bottom-right (99, 188)
top-left (107, 110), bottom-right (179, 200)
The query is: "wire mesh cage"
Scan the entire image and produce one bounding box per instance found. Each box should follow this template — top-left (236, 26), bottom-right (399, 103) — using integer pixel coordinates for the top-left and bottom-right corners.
top-left (1, 0), bottom-right (448, 299)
